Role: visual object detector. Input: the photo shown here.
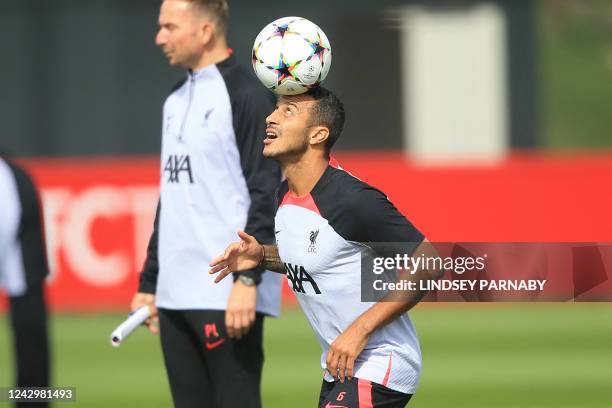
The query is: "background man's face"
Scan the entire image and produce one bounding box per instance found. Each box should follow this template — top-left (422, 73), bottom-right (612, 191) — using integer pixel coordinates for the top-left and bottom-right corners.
top-left (263, 95), bottom-right (317, 160)
top-left (155, 0), bottom-right (205, 69)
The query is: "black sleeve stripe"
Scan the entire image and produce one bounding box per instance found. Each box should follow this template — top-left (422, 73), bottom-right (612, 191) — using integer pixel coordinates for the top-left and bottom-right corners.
top-left (138, 200), bottom-right (160, 294)
top-left (312, 166), bottom-right (425, 248)
top-left (217, 56), bottom-right (280, 246)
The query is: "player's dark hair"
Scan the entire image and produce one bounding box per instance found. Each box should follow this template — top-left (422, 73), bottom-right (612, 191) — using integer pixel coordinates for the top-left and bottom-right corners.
top-left (183, 0), bottom-right (229, 34)
top-left (307, 87), bottom-right (345, 155)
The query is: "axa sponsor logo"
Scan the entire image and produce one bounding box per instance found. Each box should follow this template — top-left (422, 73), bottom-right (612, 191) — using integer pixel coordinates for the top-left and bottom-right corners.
top-left (284, 262), bottom-right (321, 294)
top-left (164, 154), bottom-right (194, 184)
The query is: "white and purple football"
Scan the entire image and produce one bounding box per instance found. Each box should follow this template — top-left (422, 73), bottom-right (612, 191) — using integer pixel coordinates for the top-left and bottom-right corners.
top-left (252, 17), bottom-right (332, 95)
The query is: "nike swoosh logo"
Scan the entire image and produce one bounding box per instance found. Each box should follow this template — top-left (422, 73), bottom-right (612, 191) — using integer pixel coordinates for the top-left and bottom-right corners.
top-left (275, 230), bottom-right (281, 234)
top-left (205, 338), bottom-right (226, 350)
top-left (325, 403), bottom-right (347, 408)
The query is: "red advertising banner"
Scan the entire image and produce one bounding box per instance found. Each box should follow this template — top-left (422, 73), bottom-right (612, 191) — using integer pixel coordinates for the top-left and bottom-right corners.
top-left (14, 157), bottom-right (160, 311)
top-left (2, 151), bottom-right (611, 311)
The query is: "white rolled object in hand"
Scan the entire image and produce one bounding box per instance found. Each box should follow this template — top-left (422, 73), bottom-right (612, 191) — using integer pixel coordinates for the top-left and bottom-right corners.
top-left (110, 306), bottom-right (151, 347)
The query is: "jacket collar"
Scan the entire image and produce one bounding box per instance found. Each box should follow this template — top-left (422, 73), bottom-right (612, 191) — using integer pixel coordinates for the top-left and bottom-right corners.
top-left (187, 55), bottom-right (235, 81)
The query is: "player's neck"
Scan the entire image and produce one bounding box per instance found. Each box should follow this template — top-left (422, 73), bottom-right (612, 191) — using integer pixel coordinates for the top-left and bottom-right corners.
top-left (191, 38), bottom-right (230, 71)
top-left (283, 157), bottom-right (328, 197)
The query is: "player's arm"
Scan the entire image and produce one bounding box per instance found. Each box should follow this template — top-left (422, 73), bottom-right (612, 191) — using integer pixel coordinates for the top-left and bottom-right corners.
top-left (136, 200), bottom-right (160, 294)
top-left (260, 244), bottom-right (284, 272)
top-left (130, 200), bottom-right (160, 334)
top-left (327, 239), bottom-right (442, 382)
top-left (326, 186), bottom-right (440, 382)
top-left (209, 231), bottom-right (285, 283)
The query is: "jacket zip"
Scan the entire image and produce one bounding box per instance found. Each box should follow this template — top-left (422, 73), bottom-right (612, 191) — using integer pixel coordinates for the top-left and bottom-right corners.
top-left (178, 74), bottom-right (196, 142)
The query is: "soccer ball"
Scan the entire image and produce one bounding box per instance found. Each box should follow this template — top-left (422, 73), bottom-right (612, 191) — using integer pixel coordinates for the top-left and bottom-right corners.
top-left (252, 17), bottom-right (332, 95)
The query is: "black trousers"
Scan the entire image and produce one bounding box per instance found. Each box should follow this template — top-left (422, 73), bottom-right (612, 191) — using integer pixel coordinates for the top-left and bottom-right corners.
top-left (158, 309), bottom-right (264, 408)
top-left (9, 283), bottom-right (50, 408)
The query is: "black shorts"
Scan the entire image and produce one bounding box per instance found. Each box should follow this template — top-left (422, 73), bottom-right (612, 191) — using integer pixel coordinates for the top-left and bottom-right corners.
top-left (158, 308), bottom-right (264, 408)
top-left (318, 377), bottom-right (412, 408)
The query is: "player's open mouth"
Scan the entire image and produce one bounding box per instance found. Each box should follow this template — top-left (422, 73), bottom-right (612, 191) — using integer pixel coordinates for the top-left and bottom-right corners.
top-left (264, 128), bottom-right (279, 144)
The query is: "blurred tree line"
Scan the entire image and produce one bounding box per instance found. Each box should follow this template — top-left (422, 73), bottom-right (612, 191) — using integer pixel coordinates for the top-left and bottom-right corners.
top-left (540, 0), bottom-right (612, 148)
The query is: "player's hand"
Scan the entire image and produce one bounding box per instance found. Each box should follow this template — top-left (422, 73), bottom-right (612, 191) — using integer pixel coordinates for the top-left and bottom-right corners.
top-left (225, 280), bottom-right (257, 339)
top-left (209, 230), bottom-right (263, 283)
top-left (130, 292), bottom-right (159, 335)
top-left (326, 322), bottom-right (370, 383)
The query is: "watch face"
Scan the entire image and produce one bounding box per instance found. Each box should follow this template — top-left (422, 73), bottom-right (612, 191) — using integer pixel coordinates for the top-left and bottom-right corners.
top-left (239, 275), bottom-right (256, 286)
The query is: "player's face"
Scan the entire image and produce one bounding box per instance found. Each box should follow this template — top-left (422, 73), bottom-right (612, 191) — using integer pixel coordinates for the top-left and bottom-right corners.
top-left (155, 0), bottom-right (209, 69)
top-left (263, 95), bottom-right (317, 161)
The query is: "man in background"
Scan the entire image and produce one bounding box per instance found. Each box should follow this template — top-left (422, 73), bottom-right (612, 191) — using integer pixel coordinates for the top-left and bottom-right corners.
top-left (130, 1), bottom-right (281, 407)
top-left (0, 155), bottom-right (50, 408)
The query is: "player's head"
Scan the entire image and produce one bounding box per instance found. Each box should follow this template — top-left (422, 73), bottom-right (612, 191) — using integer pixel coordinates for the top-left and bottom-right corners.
top-left (155, 0), bottom-right (229, 69)
top-left (263, 87), bottom-right (345, 162)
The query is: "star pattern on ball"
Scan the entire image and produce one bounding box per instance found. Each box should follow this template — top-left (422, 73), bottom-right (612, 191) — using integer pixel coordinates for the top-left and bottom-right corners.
top-left (274, 54), bottom-right (299, 84)
top-left (276, 24), bottom-right (289, 38)
top-left (273, 19), bottom-right (297, 38)
top-left (276, 64), bottom-right (293, 83)
top-left (307, 32), bottom-right (328, 61)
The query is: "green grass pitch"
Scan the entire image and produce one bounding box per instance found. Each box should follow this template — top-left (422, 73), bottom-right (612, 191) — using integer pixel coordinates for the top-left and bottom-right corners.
top-left (1, 304), bottom-right (611, 407)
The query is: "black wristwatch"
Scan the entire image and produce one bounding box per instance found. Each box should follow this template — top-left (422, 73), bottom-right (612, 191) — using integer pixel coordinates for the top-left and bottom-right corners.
top-left (238, 274), bottom-right (257, 287)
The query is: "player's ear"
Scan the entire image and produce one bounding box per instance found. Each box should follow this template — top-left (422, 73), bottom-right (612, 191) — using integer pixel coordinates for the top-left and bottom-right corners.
top-left (199, 22), bottom-right (214, 46)
top-left (309, 126), bottom-right (329, 147)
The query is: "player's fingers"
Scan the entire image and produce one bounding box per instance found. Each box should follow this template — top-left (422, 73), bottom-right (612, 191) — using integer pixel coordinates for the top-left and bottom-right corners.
top-left (149, 317), bottom-right (160, 335)
top-left (241, 309), bottom-right (254, 337)
top-left (237, 230), bottom-right (254, 244)
top-left (241, 310), bottom-right (251, 338)
top-left (219, 244), bottom-right (237, 263)
top-left (233, 312), bottom-right (245, 339)
top-left (337, 354), bottom-right (347, 383)
top-left (209, 254), bottom-right (227, 267)
top-left (326, 349), bottom-right (338, 378)
top-left (235, 314), bottom-right (245, 339)
top-left (238, 311), bottom-right (247, 338)
top-left (222, 245), bottom-right (238, 261)
top-left (209, 262), bottom-right (228, 274)
top-left (214, 268), bottom-right (232, 284)
top-left (346, 355), bottom-right (355, 381)
top-left (225, 310), bottom-right (236, 339)
top-left (145, 317), bottom-right (159, 335)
